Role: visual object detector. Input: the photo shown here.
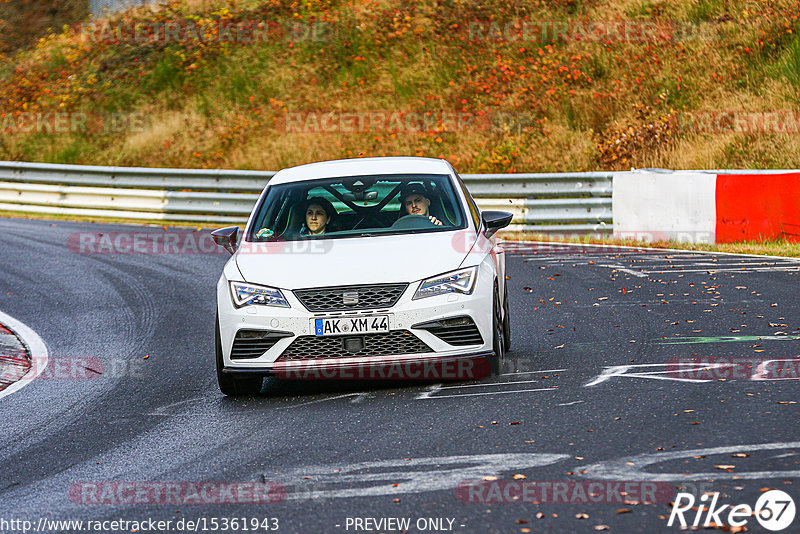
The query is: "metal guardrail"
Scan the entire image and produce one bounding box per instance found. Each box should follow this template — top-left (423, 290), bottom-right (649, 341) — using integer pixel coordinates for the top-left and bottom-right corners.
top-left (90, 0), bottom-right (154, 16)
top-left (0, 161), bottom-right (613, 232)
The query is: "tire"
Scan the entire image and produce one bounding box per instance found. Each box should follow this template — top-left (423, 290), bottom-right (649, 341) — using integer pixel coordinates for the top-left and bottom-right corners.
top-left (502, 280), bottom-right (511, 352)
top-left (216, 315), bottom-right (263, 396)
top-left (490, 284), bottom-right (506, 376)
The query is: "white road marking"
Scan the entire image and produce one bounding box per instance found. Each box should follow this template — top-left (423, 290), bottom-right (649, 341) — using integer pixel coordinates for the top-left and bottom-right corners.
top-left (415, 384), bottom-right (442, 399)
top-left (414, 369), bottom-right (567, 399)
top-left (752, 359), bottom-right (800, 381)
top-left (644, 266), bottom-right (800, 274)
top-left (600, 264), bottom-right (649, 277)
top-left (647, 261), bottom-right (790, 268)
top-left (438, 379), bottom-right (541, 390)
top-left (576, 442), bottom-right (800, 481)
top-left (501, 368), bottom-right (567, 376)
top-left (557, 400), bottom-right (584, 406)
top-left (421, 387), bottom-right (556, 399)
top-left (584, 363), bottom-right (731, 387)
top-left (148, 396), bottom-right (205, 416)
top-left (769, 452), bottom-right (800, 459)
top-left (278, 393), bottom-right (367, 409)
top-left (272, 453), bottom-right (570, 499)
top-left (0, 310), bottom-right (48, 401)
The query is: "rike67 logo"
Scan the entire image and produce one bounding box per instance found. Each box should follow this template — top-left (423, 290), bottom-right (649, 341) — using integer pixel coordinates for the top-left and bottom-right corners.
top-left (668, 489), bottom-right (796, 531)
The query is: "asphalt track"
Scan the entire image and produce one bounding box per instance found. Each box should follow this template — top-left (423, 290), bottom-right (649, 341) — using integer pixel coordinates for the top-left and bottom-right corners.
top-left (0, 217), bottom-right (798, 534)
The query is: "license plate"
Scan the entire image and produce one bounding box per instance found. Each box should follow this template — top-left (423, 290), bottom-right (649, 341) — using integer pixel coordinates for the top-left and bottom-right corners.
top-left (314, 315), bottom-right (389, 336)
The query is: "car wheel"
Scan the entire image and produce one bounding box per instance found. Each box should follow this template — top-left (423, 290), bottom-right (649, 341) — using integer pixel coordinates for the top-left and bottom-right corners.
top-left (216, 315), bottom-right (263, 396)
top-left (491, 283), bottom-right (505, 375)
top-left (502, 280), bottom-right (511, 352)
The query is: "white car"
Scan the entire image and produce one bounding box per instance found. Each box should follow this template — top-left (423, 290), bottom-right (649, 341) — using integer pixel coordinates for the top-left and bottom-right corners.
top-left (212, 157), bottom-right (512, 395)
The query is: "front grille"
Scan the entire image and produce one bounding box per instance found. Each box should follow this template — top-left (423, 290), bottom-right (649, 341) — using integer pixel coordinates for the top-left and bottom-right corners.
top-left (278, 330), bottom-right (431, 360)
top-left (412, 317), bottom-right (483, 346)
top-left (231, 330), bottom-right (293, 360)
top-left (293, 284), bottom-right (408, 312)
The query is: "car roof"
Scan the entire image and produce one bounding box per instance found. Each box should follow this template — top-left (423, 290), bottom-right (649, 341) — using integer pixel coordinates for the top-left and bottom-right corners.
top-left (268, 157), bottom-right (453, 185)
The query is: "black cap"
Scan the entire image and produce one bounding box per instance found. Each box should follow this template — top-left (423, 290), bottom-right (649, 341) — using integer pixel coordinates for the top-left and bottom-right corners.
top-left (399, 183), bottom-right (430, 202)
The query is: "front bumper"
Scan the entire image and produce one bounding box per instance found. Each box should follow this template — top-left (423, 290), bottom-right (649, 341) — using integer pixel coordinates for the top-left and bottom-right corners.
top-left (221, 350), bottom-right (494, 380)
top-left (216, 268), bottom-right (495, 374)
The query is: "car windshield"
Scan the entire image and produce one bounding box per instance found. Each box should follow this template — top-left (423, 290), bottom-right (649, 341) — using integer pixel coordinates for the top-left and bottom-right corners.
top-left (247, 173), bottom-right (466, 241)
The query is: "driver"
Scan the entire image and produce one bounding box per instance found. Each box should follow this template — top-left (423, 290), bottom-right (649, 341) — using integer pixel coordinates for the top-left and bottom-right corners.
top-left (399, 184), bottom-right (443, 226)
top-left (300, 197), bottom-right (337, 235)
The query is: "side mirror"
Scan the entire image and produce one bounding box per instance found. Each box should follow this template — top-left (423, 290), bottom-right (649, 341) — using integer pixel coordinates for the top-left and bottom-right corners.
top-left (211, 226), bottom-right (240, 255)
top-left (481, 211), bottom-right (513, 238)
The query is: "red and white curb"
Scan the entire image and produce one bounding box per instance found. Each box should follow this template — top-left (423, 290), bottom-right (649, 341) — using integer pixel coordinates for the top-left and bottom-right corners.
top-left (0, 311), bottom-right (48, 400)
top-left (613, 170), bottom-right (800, 244)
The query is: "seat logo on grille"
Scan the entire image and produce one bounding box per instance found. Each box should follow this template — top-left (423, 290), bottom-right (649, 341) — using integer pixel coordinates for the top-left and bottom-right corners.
top-left (342, 291), bottom-right (359, 305)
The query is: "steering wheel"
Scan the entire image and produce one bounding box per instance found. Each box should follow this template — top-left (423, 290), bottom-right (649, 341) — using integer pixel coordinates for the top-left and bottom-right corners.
top-left (390, 214), bottom-right (437, 230)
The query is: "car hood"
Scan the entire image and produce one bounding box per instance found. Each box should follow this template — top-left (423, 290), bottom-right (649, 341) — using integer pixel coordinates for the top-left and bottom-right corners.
top-left (235, 231), bottom-right (475, 289)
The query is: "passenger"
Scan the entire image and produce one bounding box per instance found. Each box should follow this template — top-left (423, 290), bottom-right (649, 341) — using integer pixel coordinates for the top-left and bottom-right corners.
top-left (300, 197), bottom-right (337, 236)
top-left (398, 184), bottom-right (443, 226)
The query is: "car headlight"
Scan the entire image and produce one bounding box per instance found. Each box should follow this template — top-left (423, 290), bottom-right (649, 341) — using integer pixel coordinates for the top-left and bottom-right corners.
top-left (413, 267), bottom-right (478, 300)
top-left (229, 281), bottom-right (290, 308)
